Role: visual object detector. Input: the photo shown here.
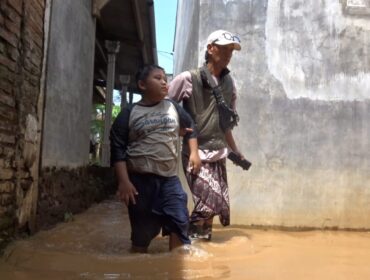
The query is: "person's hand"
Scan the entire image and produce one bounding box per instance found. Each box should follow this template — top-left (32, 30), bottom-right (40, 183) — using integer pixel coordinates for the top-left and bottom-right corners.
top-left (179, 127), bottom-right (193, 137)
top-left (188, 151), bottom-right (201, 174)
top-left (232, 149), bottom-right (245, 160)
top-left (116, 181), bottom-right (138, 206)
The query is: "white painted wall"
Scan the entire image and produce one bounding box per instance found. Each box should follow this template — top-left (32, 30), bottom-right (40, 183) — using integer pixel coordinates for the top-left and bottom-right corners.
top-left (174, 0), bottom-right (370, 229)
top-left (42, 0), bottom-right (96, 168)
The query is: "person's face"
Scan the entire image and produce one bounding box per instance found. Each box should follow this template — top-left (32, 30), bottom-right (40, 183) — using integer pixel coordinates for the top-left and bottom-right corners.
top-left (208, 44), bottom-right (235, 68)
top-left (139, 68), bottom-right (168, 102)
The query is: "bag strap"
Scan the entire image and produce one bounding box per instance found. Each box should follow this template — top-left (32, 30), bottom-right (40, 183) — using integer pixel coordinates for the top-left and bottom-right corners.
top-left (200, 65), bottom-right (228, 105)
top-left (199, 65), bottom-right (240, 131)
top-left (200, 64), bottom-right (218, 88)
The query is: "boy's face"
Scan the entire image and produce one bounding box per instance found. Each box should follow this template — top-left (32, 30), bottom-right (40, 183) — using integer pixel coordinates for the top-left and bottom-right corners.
top-left (139, 69), bottom-right (168, 102)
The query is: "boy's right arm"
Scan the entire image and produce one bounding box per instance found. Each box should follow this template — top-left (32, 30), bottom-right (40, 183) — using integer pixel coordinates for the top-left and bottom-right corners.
top-left (110, 107), bottom-right (138, 206)
top-left (114, 161), bottom-right (138, 206)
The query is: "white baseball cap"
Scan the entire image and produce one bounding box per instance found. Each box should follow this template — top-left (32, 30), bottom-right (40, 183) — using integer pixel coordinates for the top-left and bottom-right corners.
top-left (206, 30), bottom-right (241, 50)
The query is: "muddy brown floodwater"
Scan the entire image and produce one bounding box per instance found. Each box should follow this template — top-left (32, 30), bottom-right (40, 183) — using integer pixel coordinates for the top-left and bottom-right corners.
top-left (1, 199), bottom-right (370, 279)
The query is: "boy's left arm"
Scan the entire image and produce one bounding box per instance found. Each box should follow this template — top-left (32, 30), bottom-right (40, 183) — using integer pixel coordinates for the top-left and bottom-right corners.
top-left (187, 138), bottom-right (201, 174)
top-left (170, 99), bottom-right (197, 139)
top-left (171, 100), bottom-right (201, 174)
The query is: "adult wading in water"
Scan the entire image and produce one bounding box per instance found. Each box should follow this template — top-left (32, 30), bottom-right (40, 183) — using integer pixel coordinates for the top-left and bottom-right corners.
top-left (169, 30), bottom-right (246, 240)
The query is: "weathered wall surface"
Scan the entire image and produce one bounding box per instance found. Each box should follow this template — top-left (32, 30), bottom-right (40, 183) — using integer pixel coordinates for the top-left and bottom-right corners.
top-left (41, 0), bottom-right (95, 168)
top-left (0, 0), bottom-right (45, 249)
top-left (1, 0), bottom-right (109, 252)
top-left (36, 0), bottom-right (113, 239)
top-left (173, 0), bottom-right (200, 74)
top-left (174, 0), bottom-right (370, 229)
top-left (36, 166), bottom-right (115, 230)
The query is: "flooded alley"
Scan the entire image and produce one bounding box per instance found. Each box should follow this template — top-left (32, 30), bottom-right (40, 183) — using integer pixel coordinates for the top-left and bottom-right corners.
top-left (1, 1), bottom-right (370, 278)
top-left (1, 199), bottom-right (370, 280)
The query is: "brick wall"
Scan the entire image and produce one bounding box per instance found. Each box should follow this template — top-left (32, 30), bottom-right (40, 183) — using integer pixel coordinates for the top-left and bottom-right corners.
top-left (0, 0), bottom-right (45, 250)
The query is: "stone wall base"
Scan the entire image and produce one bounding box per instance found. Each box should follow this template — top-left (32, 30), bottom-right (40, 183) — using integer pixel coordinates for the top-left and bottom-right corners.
top-left (36, 166), bottom-right (116, 230)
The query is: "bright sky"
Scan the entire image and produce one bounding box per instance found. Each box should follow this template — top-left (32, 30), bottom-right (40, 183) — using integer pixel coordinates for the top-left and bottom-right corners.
top-left (154, 0), bottom-right (177, 74)
top-left (114, 1), bottom-right (177, 104)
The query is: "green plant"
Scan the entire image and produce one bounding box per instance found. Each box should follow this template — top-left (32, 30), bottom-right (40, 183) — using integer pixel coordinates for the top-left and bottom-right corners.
top-left (90, 104), bottom-right (121, 144)
top-left (64, 212), bottom-right (74, 223)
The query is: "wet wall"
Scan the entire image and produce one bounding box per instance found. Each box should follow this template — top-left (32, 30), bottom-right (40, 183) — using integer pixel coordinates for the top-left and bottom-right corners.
top-left (42, 0), bottom-right (95, 168)
top-left (174, 0), bottom-right (370, 229)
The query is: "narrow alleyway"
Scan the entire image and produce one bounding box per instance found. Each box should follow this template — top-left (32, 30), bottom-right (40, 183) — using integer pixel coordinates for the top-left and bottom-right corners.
top-left (1, 199), bottom-right (370, 279)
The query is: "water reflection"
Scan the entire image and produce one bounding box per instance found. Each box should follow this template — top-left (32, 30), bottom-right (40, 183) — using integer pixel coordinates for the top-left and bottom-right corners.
top-left (1, 199), bottom-right (370, 279)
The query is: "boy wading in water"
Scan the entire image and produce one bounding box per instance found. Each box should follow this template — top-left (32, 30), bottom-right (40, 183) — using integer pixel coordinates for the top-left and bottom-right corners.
top-left (110, 65), bottom-right (201, 253)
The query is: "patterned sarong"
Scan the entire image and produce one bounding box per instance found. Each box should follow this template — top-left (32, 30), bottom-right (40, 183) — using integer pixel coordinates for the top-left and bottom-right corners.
top-left (182, 154), bottom-right (230, 226)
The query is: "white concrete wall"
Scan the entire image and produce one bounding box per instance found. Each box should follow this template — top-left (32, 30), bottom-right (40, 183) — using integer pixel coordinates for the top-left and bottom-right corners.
top-left (174, 0), bottom-right (370, 229)
top-left (42, 0), bottom-right (96, 168)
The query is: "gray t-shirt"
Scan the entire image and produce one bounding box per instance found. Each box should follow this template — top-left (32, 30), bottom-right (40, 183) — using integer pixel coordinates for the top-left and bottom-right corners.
top-left (110, 99), bottom-right (197, 177)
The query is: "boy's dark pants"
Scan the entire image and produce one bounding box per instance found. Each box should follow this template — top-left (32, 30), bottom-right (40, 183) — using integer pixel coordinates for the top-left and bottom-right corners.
top-left (128, 173), bottom-right (191, 248)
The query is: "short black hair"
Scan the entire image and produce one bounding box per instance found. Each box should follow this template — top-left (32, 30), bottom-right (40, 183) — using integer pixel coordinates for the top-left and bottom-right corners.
top-left (135, 64), bottom-right (165, 91)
